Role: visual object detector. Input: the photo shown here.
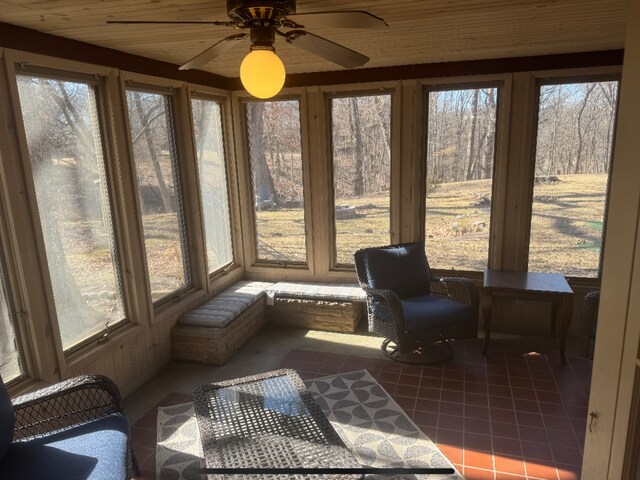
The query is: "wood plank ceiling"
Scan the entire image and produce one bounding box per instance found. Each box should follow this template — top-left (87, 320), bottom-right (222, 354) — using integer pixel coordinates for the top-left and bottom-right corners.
top-left (0, 0), bottom-right (628, 78)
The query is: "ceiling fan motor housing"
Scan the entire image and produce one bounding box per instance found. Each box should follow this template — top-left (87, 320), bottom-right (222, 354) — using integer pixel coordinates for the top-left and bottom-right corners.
top-left (227, 0), bottom-right (296, 24)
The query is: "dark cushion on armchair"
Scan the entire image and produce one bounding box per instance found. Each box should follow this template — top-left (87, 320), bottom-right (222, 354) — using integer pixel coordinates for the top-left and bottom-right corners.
top-left (0, 413), bottom-right (129, 480)
top-left (401, 295), bottom-right (472, 332)
top-left (364, 243), bottom-right (431, 298)
top-left (0, 375), bottom-right (14, 461)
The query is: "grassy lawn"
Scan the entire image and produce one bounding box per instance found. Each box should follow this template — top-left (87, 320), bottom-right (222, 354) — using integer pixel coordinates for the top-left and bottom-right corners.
top-left (61, 173), bottom-right (607, 317)
top-left (254, 174), bottom-right (607, 276)
top-left (529, 173), bottom-right (607, 277)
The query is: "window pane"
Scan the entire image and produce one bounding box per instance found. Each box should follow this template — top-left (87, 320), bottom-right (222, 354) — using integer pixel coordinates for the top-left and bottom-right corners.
top-left (191, 97), bottom-right (233, 273)
top-left (246, 100), bottom-right (306, 263)
top-left (17, 76), bottom-right (125, 349)
top-left (126, 90), bottom-right (189, 301)
top-left (425, 88), bottom-right (498, 270)
top-left (529, 81), bottom-right (619, 277)
top-left (331, 95), bottom-right (392, 265)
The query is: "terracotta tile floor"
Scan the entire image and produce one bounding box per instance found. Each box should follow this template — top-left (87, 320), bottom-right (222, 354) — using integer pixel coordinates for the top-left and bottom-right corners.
top-left (131, 339), bottom-right (591, 479)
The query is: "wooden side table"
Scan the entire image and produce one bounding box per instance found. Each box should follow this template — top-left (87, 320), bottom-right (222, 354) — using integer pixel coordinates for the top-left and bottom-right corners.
top-left (482, 270), bottom-right (574, 364)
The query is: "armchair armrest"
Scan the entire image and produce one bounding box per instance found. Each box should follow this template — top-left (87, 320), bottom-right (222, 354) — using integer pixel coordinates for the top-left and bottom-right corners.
top-left (361, 286), bottom-right (405, 330)
top-left (11, 374), bottom-right (124, 441)
top-left (430, 277), bottom-right (477, 306)
top-left (431, 277), bottom-right (479, 338)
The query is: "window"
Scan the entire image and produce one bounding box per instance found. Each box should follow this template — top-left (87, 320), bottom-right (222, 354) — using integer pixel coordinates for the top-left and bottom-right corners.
top-left (331, 94), bottom-right (392, 265)
top-left (529, 81), bottom-right (619, 277)
top-left (191, 96), bottom-right (233, 274)
top-left (424, 87), bottom-right (498, 270)
top-left (126, 89), bottom-right (190, 301)
top-left (16, 75), bottom-right (126, 349)
top-left (245, 100), bottom-right (307, 263)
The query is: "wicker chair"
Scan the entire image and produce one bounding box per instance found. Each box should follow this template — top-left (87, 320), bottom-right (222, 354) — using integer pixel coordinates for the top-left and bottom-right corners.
top-left (579, 290), bottom-right (600, 359)
top-left (354, 242), bottom-right (479, 363)
top-left (0, 374), bottom-right (139, 479)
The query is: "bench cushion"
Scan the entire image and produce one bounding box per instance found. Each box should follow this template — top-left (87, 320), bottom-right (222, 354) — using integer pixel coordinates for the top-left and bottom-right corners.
top-left (266, 282), bottom-right (365, 305)
top-left (0, 413), bottom-right (129, 480)
top-left (178, 281), bottom-right (273, 328)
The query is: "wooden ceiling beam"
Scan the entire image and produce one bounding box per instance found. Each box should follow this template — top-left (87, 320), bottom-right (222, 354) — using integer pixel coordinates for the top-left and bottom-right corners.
top-left (227, 49), bottom-right (624, 90)
top-left (0, 22), bottom-right (232, 90)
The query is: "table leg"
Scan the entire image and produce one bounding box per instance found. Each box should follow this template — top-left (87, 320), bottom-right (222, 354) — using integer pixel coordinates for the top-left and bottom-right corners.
top-left (560, 293), bottom-right (574, 365)
top-left (482, 290), bottom-right (493, 356)
top-left (550, 299), bottom-right (560, 338)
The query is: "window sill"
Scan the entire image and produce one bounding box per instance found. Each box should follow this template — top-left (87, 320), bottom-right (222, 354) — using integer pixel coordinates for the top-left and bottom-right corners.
top-left (152, 287), bottom-right (207, 325)
top-left (251, 261), bottom-right (309, 270)
top-left (64, 322), bottom-right (145, 369)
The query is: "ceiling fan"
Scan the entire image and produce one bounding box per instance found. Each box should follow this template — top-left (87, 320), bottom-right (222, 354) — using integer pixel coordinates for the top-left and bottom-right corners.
top-left (107, 0), bottom-right (388, 98)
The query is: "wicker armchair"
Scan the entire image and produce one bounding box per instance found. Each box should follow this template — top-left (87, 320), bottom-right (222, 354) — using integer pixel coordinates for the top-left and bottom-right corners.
top-left (354, 243), bottom-right (479, 363)
top-left (1, 374), bottom-right (139, 479)
top-left (579, 290), bottom-right (600, 359)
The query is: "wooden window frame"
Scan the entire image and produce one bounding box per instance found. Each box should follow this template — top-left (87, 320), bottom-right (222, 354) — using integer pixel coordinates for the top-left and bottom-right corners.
top-left (526, 71), bottom-right (622, 282)
top-left (319, 83), bottom-right (401, 273)
top-left (233, 90), bottom-right (313, 272)
top-left (1, 50), bottom-right (146, 373)
top-left (187, 88), bottom-right (244, 286)
top-left (420, 80), bottom-right (504, 277)
top-left (120, 72), bottom-right (209, 322)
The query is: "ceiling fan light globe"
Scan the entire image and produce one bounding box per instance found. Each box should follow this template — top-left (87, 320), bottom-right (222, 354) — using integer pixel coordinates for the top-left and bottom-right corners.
top-left (240, 49), bottom-right (286, 99)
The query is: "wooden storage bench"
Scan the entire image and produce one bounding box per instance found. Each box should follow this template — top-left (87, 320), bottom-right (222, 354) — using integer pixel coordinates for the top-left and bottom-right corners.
top-left (171, 281), bottom-right (273, 365)
top-left (265, 282), bottom-right (366, 333)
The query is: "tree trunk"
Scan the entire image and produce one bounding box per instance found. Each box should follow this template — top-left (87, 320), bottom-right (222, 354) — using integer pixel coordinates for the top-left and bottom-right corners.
top-left (349, 97), bottom-right (365, 196)
top-left (133, 92), bottom-right (173, 212)
top-left (574, 84), bottom-right (596, 174)
top-left (247, 102), bottom-right (276, 203)
top-left (465, 89), bottom-right (480, 180)
top-left (601, 83), bottom-right (618, 173)
top-left (546, 87), bottom-right (562, 175)
top-left (194, 101), bottom-right (210, 166)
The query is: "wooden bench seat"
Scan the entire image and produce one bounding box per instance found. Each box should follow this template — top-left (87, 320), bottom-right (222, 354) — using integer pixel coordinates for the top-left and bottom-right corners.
top-left (265, 282), bottom-right (366, 333)
top-left (171, 281), bottom-right (273, 365)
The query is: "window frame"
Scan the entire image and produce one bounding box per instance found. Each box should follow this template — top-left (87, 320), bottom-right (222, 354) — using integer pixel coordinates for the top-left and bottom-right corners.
top-left (420, 80), bottom-right (503, 275)
top-left (122, 77), bottom-right (202, 312)
top-left (0, 50), bottom-right (42, 388)
top-left (9, 62), bottom-right (135, 357)
top-left (0, 242), bottom-right (28, 386)
top-left (236, 92), bottom-right (312, 270)
top-left (325, 87), bottom-right (398, 270)
top-left (526, 72), bottom-right (621, 281)
top-left (0, 49), bottom-right (155, 374)
top-left (0, 144), bottom-right (32, 387)
top-left (187, 89), bottom-right (241, 282)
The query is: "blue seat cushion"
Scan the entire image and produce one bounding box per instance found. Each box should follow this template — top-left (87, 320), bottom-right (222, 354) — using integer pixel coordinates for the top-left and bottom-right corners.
top-left (364, 243), bottom-right (431, 299)
top-left (0, 413), bottom-right (129, 480)
top-left (401, 294), bottom-right (471, 332)
top-left (0, 375), bottom-right (14, 461)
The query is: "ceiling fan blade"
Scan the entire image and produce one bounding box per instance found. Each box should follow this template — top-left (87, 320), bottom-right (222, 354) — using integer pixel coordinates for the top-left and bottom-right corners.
top-left (283, 11), bottom-right (388, 29)
top-left (179, 33), bottom-right (248, 70)
top-left (285, 31), bottom-right (369, 69)
top-left (106, 20), bottom-right (236, 26)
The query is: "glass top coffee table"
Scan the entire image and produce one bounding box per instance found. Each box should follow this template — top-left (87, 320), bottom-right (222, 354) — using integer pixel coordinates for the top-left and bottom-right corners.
top-left (192, 369), bottom-right (362, 479)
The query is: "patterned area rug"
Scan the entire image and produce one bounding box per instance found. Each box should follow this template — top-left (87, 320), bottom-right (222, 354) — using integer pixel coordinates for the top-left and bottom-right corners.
top-left (156, 370), bottom-right (462, 479)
